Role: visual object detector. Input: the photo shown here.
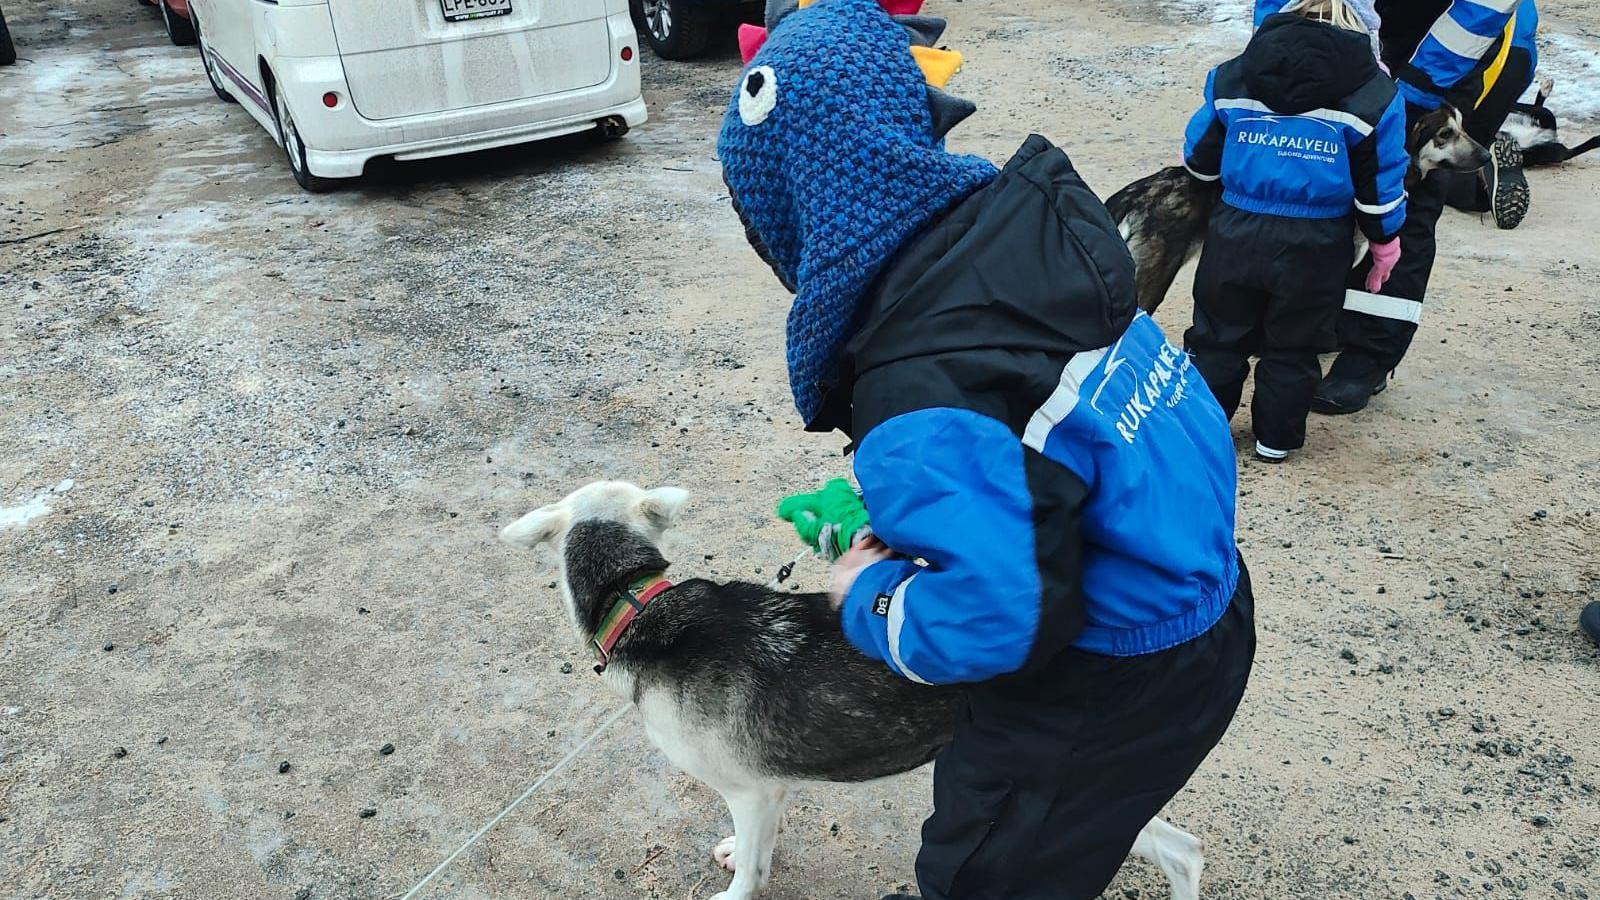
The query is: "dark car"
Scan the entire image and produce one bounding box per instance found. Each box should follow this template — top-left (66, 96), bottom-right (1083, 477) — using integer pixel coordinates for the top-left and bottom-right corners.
top-left (629, 0), bottom-right (755, 59)
top-left (137, 0), bottom-right (196, 46)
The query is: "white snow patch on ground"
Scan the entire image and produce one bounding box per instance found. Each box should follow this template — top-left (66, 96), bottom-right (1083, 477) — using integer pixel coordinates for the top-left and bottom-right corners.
top-left (1530, 32), bottom-right (1600, 124)
top-left (0, 480), bottom-right (74, 531)
top-left (0, 42), bottom-right (215, 160)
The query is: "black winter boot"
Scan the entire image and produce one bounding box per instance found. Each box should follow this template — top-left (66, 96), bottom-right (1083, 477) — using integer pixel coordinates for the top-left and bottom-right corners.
top-left (1581, 602), bottom-right (1600, 646)
top-left (1311, 368), bottom-right (1388, 415)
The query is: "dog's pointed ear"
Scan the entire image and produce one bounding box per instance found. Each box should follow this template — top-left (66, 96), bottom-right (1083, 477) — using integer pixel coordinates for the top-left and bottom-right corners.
top-left (639, 487), bottom-right (690, 529)
top-left (500, 504), bottom-right (571, 549)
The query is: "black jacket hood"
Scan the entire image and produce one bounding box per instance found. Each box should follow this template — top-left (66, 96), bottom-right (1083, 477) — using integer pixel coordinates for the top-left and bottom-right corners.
top-left (809, 135), bottom-right (1136, 435)
top-left (1244, 13), bottom-right (1379, 114)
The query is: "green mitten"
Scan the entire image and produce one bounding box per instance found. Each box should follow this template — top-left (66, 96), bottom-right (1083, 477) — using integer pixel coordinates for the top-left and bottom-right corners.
top-left (776, 477), bottom-right (872, 562)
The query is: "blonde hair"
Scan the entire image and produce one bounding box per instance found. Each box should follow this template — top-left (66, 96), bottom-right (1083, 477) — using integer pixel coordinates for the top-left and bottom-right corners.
top-left (1282, 0), bottom-right (1368, 34)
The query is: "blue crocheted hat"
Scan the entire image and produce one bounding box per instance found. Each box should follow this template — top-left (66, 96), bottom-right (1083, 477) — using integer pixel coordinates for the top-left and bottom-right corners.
top-left (718, 0), bottom-right (998, 427)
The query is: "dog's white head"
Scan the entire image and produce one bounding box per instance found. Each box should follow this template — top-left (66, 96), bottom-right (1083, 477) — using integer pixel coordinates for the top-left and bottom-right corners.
top-left (499, 480), bottom-right (691, 551)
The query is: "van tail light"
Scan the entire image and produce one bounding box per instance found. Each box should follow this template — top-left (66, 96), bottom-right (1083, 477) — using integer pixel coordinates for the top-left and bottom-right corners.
top-left (322, 92), bottom-right (340, 108)
top-left (620, 46), bottom-right (634, 62)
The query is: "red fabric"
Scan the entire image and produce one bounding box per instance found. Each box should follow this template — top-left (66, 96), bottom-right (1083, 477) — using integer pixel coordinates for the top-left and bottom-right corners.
top-left (880, 0), bottom-right (924, 14)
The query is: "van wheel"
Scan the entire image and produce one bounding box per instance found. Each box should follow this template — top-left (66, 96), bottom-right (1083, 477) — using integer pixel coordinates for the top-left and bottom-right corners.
top-left (160, 0), bottom-right (197, 46)
top-left (271, 82), bottom-right (341, 193)
top-left (0, 7), bottom-right (16, 67)
top-left (193, 11), bottom-right (235, 102)
top-left (630, 0), bottom-right (713, 60)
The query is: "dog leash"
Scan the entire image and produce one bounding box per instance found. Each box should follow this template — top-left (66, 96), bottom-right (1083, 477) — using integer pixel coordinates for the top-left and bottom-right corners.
top-left (394, 704), bottom-right (629, 900)
top-left (394, 551), bottom-right (811, 898)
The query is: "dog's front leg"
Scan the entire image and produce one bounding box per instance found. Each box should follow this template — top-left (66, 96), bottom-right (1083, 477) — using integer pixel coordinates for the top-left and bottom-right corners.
top-left (709, 783), bottom-right (789, 900)
top-left (1130, 816), bottom-right (1204, 900)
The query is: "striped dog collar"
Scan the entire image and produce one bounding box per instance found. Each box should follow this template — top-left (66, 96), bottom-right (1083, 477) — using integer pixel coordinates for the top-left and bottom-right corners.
top-left (592, 571), bottom-right (673, 673)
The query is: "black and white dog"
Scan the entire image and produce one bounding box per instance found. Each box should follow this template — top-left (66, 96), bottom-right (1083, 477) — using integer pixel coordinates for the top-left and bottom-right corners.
top-left (1108, 104), bottom-right (1491, 314)
top-left (1502, 77), bottom-right (1600, 168)
top-left (501, 480), bottom-right (1208, 900)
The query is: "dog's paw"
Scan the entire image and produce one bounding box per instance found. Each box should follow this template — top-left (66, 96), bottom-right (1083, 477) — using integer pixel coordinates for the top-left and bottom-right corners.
top-left (1160, 834), bottom-right (1204, 900)
top-left (712, 835), bottom-right (737, 872)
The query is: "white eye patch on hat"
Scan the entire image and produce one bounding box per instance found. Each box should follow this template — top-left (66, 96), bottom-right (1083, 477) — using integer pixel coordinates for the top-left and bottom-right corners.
top-left (739, 66), bottom-right (778, 126)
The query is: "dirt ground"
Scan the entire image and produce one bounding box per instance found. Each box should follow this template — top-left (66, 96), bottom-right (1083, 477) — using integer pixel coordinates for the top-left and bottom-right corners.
top-left (2, 1), bottom-right (1598, 898)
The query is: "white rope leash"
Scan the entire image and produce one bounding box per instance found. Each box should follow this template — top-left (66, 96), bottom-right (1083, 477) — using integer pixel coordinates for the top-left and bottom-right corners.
top-left (395, 551), bottom-right (810, 899)
top-left (396, 703), bottom-right (631, 900)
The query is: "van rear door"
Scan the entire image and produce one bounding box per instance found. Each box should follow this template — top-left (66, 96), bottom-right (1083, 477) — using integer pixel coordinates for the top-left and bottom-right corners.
top-left (326, 0), bottom-right (615, 121)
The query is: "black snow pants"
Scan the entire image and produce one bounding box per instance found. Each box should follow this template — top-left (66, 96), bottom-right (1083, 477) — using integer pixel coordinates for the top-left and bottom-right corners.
top-left (1184, 203), bottom-right (1353, 451)
top-left (914, 561), bottom-right (1256, 900)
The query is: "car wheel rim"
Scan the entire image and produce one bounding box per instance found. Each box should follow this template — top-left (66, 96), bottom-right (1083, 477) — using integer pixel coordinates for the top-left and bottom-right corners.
top-left (278, 96), bottom-right (304, 173)
top-left (641, 0), bottom-right (670, 41)
top-left (201, 39), bottom-right (220, 85)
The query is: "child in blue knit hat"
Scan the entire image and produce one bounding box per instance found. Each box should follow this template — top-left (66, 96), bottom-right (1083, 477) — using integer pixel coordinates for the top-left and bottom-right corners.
top-left (719, 1), bottom-right (1257, 898)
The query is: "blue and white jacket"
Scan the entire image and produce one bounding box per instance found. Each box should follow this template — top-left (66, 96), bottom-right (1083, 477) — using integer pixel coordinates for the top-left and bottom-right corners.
top-left (828, 137), bottom-right (1242, 685)
top-left (1257, 0), bottom-right (1537, 111)
top-left (1185, 13), bottom-right (1409, 242)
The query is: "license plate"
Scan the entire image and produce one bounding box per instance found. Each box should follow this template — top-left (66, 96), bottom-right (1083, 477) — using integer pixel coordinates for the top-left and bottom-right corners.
top-left (440, 0), bottom-right (512, 22)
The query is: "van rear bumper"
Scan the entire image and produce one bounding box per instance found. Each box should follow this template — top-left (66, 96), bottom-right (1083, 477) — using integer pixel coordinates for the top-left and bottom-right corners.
top-left (275, 11), bottom-right (645, 178)
top-left (304, 96), bottom-right (646, 176)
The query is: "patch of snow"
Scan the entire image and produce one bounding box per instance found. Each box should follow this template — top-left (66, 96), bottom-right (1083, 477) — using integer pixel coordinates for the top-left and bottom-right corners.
top-left (1531, 32), bottom-right (1600, 125)
top-left (0, 480), bottom-right (72, 530)
top-left (0, 493), bottom-right (54, 531)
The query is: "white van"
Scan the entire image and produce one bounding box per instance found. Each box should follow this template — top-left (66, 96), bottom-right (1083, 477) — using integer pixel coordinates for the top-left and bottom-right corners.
top-left (188, 0), bottom-right (646, 190)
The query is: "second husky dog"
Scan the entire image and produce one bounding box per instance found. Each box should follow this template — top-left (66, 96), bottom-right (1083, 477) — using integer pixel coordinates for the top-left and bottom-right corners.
top-left (1108, 104), bottom-right (1490, 314)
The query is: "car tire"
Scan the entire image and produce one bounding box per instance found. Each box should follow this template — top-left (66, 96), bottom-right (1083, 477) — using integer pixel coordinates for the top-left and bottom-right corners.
top-left (192, 10), bottom-right (235, 102)
top-left (0, 7), bottom-right (16, 67)
top-left (629, 0), bottom-right (713, 60)
top-left (160, 0), bottom-right (196, 46)
top-left (270, 79), bottom-right (343, 193)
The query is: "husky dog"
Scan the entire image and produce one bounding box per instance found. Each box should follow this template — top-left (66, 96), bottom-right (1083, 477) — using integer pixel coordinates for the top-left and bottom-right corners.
top-left (1108, 104), bottom-right (1490, 314)
top-left (500, 480), bottom-right (1209, 900)
top-left (1501, 77), bottom-right (1600, 168)
top-left (1105, 167), bottom-right (1220, 315)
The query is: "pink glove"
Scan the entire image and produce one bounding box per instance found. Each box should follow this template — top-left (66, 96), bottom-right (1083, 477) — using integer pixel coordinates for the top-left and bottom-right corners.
top-left (1365, 237), bottom-right (1401, 293)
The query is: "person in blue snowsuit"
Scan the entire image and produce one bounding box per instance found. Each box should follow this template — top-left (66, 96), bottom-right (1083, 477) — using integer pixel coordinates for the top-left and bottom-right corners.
top-left (718, 0), bottom-right (1256, 897)
top-left (1251, 0), bottom-right (1541, 414)
top-left (1182, 0), bottom-right (1409, 461)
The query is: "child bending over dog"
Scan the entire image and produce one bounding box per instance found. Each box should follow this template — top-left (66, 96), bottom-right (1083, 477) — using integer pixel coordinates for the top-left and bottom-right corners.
top-left (719, 0), bottom-right (1256, 896)
top-left (1182, 0), bottom-right (1409, 461)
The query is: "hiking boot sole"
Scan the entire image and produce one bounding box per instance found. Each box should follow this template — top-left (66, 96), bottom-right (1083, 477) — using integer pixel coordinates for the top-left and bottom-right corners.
top-left (1490, 135), bottom-right (1530, 230)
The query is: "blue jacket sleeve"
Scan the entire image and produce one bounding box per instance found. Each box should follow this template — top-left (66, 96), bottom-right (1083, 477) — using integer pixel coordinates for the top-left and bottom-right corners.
top-left (1401, 0), bottom-right (1520, 108)
top-left (838, 407), bottom-right (1048, 685)
top-left (1183, 69), bottom-right (1225, 183)
top-left (1253, 0), bottom-right (1291, 28)
top-left (1351, 90), bottom-right (1409, 242)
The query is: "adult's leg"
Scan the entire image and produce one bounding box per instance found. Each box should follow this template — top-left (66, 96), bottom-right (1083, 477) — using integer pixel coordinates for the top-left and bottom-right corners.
top-left (1315, 172), bottom-right (1446, 413)
top-left (1185, 209), bottom-right (1270, 420)
top-left (1471, 47), bottom-right (1537, 228)
top-left (914, 569), bottom-right (1257, 900)
top-left (1253, 220), bottom-right (1349, 452)
top-left (1467, 46), bottom-right (1536, 147)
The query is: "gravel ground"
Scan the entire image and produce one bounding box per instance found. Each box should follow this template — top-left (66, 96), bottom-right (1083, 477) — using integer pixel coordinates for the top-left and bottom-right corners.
top-left (2, 1), bottom-right (1598, 899)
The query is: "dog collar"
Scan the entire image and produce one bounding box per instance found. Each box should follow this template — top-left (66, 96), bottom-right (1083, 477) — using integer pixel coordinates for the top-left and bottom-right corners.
top-left (592, 571), bottom-right (673, 674)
